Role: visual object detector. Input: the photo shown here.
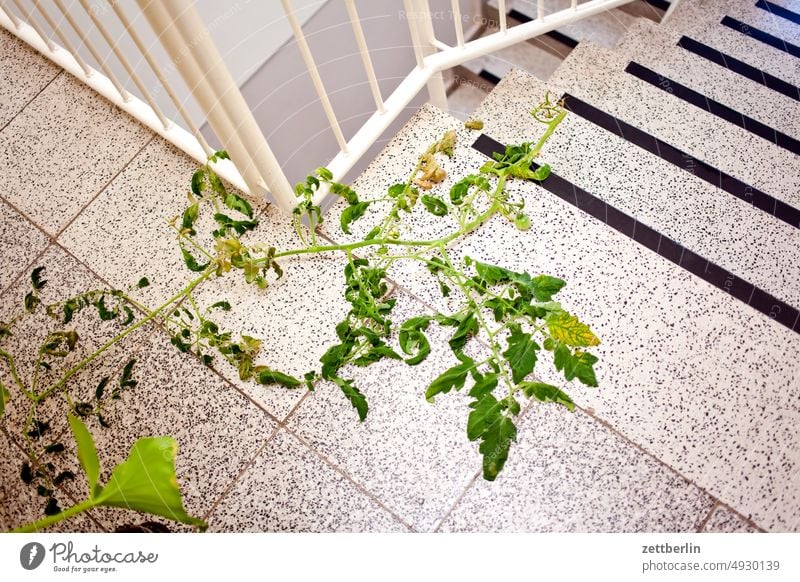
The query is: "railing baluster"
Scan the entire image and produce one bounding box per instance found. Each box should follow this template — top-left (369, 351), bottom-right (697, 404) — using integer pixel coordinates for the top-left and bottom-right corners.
top-left (32, 0), bottom-right (91, 77)
top-left (345, 0), bottom-right (385, 114)
top-left (281, 0), bottom-right (348, 153)
top-left (498, 0), bottom-right (508, 32)
top-left (9, 0), bottom-right (55, 51)
top-left (450, 0), bottom-right (465, 46)
top-left (409, 0), bottom-right (448, 110)
top-left (51, 0), bottom-right (129, 101)
top-left (538, 0), bottom-right (545, 20)
top-left (572, 0), bottom-right (579, 9)
top-left (107, 0), bottom-right (212, 154)
top-left (137, 0), bottom-right (295, 209)
top-left (76, 0), bottom-right (169, 130)
top-left (403, 0), bottom-right (426, 67)
top-left (0, 3), bottom-right (21, 29)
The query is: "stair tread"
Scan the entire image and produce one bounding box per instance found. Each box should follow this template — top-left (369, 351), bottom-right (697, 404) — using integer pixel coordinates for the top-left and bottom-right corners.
top-left (462, 24), bottom-right (564, 81)
top-left (346, 99), bottom-right (800, 532)
top-left (612, 18), bottom-right (800, 138)
top-left (548, 42), bottom-right (800, 209)
top-left (667, 0), bottom-right (800, 44)
top-left (490, 0), bottom-right (639, 48)
top-left (475, 68), bottom-right (800, 306)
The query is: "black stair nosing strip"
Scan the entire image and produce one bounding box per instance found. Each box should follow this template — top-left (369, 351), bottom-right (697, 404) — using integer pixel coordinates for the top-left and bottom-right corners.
top-left (643, 0), bottom-right (671, 11)
top-left (625, 61), bottom-right (800, 155)
top-left (560, 92), bottom-right (800, 230)
top-left (756, 0), bottom-right (800, 25)
top-left (720, 15), bottom-right (800, 58)
top-left (478, 69), bottom-right (501, 86)
top-left (678, 36), bottom-right (799, 101)
top-left (506, 8), bottom-right (579, 48)
top-left (470, 133), bottom-right (800, 334)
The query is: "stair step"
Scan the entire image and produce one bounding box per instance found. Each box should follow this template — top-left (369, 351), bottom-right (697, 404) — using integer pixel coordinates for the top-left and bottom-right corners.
top-left (548, 42), bottom-right (800, 210)
top-left (667, 0), bottom-right (800, 44)
top-left (348, 100), bottom-right (800, 531)
top-left (487, 0), bottom-right (640, 49)
top-left (475, 67), bottom-right (800, 307)
top-left (460, 24), bottom-right (564, 82)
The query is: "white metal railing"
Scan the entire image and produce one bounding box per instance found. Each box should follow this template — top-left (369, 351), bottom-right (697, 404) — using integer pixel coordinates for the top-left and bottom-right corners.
top-left (0, 0), bottom-right (636, 213)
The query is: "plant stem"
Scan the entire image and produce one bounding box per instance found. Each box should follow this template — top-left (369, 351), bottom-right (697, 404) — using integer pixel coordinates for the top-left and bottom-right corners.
top-left (36, 269), bottom-right (214, 403)
top-left (11, 498), bottom-right (96, 533)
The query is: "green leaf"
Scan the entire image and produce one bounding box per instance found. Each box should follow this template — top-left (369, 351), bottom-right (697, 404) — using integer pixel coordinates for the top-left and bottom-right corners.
top-left (137, 277), bottom-right (150, 289)
top-left (95, 376), bottom-right (109, 400)
top-left (24, 292), bottom-right (39, 313)
top-left (31, 267), bottom-right (46, 291)
top-left (546, 311), bottom-right (600, 347)
top-left (94, 437), bottom-right (207, 530)
top-left (352, 345), bottom-right (402, 366)
top-left (502, 324), bottom-right (539, 383)
top-left (96, 297), bottom-right (116, 321)
top-left (315, 167), bottom-right (333, 181)
top-left (520, 381), bottom-right (575, 411)
top-left (553, 343), bottom-right (599, 387)
top-left (213, 212), bottom-right (258, 235)
top-left (398, 316), bottom-right (432, 365)
top-left (467, 393), bottom-right (502, 441)
top-left (340, 201), bottom-right (370, 235)
top-left (223, 192), bottom-right (254, 219)
top-left (464, 119), bottom-right (484, 130)
top-left (190, 169), bottom-right (206, 196)
top-left (387, 183), bottom-right (406, 198)
top-left (448, 312), bottom-right (478, 353)
top-left (426, 357), bottom-right (474, 402)
top-left (334, 377), bottom-right (368, 421)
top-left (180, 248), bottom-right (209, 273)
top-left (479, 414), bottom-right (516, 480)
top-left (421, 195), bottom-right (448, 216)
top-left (209, 301), bottom-right (232, 312)
top-left (181, 202), bottom-right (199, 233)
top-left (468, 372), bottom-right (498, 398)
top-left (119, 358), bottom-right (137, 388)
top-left (329, 182), bottom-right (359, 205)
top-left (0, 383), bottom-right (8, 416)
top-left (531, 275), bottom-right (565, 301)
top-left (255, 368), bottom-right (302, 388)
top-left (68, 413), bottom-right (101, 497)
top-left (121, 305), bottom-right (135, 326)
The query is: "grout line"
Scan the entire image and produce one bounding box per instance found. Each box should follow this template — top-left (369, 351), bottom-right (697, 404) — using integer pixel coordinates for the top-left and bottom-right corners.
top-left (53, 135), bottom-right (157, 241)
top-left (199, 424), bottom-right (283, 523)
top-left (577, 406), bottom-right (766, 532)
top-left (0, 70), bottom-right (63, 135)
top-left (696, 501), bottom-right (720, 532)
top-left (285, 426), bottom-right (416, 532)
top-left (432, 469), bottom-right (481, 533)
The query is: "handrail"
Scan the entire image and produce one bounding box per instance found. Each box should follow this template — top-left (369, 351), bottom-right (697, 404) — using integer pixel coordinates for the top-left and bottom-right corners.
top-left (0, 0), bottom-right (635, 213)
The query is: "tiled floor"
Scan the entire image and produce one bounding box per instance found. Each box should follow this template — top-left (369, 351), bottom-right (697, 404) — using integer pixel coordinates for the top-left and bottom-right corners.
top-left (1, 0), bottom-right (796, 533)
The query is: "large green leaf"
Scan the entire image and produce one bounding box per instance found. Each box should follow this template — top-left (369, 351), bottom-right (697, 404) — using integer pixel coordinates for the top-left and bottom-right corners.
top-left (467, 393), bottom-right (502, 441)
top-left (340, 201), bottom-right (370, 235)
top-left (95, 437), bottom-right (206, 530)
top-left (554, 343), bottom-right (599, 387)
top-left (68, 414), bottom-right (101, 497)
top-left (426, 358), bottom-right (474, 401)
top-left (502, 324), bottom-right (539, 384)
top-left (479, 415), bottom-right (516, 481)
top-left (521, 381), bottom-right (575, 411)
top-left (334, 377), bottom-right (368, 421)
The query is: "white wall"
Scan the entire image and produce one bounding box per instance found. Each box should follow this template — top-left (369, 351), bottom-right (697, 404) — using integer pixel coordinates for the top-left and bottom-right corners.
top-left (13, 0), bottom-right (327, 126)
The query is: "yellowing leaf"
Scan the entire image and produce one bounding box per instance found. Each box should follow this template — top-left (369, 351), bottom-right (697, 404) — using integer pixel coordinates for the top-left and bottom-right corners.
top-left (546, 312), bottom-right (600, 347)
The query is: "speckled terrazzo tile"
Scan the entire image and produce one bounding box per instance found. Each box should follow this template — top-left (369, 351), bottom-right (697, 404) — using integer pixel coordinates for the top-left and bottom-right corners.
top-left (474, 69), bottom-right (800, 307)
top-left (462, 25), bottom-right (564, 82)
top-left (546, 46), bottom-right (800, 209)
top-left (54, 330), bottom-right (277, 531)
top-left (207, 429), bottom-right (407, 532)
top-left (615, 19), bottom-right (800, 138)
top-left (0, 198), bottom-right (48, 294)
top-left (0, 244), bottom-right (154, 445)
top-left (320, 103), bottom-right (492, 251)
top-left (0, 28), bottom-right (60, 128)
top-left (58, 138), bottom-right (201, 307)
top-left (0, 428), bottom-right (105, 532)
top-left (0, 73), bottom-right (152, 235)
top-left (702, 506), bottom-right (761, 533)
top-left (439, 407), bottom-right (714, 532)
top-left (187, 250), bottom-right (350, 421)
top-left (668, 0), bottom-right (800, 47)
top-left (398, 172), bottom-right (800, 531)
top-left (286, 291), bottom-right (489, 532)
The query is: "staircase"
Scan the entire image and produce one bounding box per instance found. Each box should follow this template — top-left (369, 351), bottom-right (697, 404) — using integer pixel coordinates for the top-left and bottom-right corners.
top-left (2, 0), bottom-right (799, 532)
